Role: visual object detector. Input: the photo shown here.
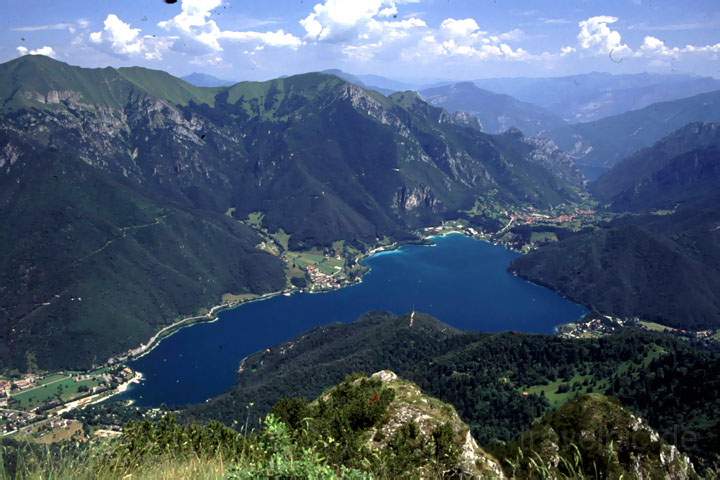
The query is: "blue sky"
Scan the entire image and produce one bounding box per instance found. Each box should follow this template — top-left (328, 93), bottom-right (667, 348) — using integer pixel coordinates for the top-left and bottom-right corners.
top-left (2, 0), bottom-right (720, 81)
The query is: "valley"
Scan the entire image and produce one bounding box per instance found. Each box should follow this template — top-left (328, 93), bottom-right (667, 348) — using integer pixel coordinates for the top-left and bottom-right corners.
top-left (1, 24), bottom-right (720, 474)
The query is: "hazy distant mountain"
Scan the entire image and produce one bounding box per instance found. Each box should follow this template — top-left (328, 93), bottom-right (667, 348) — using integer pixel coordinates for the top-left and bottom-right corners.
top-left (182, 72), bottom-right (235, 87)
top-left (547, 89), bottom-right (720, 174)
top-left (321, 69), bottom-right (395, 95)
top-left (474, 72), bottom-right (720, 122)
top-left (353, 73), bottom-right (417, 92)
top-left (321, 69), bottom-right (420, 95)
top-left (0, 55), bottom-right (581, 370)
top-left (421, 82), bottom-right (567, 135)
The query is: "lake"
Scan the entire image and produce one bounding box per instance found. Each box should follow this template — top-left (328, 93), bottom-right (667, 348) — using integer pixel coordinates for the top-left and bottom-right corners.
top-left (124, 234), bottom-right (586, 406)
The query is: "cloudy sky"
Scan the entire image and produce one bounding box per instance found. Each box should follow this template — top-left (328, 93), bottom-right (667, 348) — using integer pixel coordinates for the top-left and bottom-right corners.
top-left (3, 0), bottom-right (720, 81)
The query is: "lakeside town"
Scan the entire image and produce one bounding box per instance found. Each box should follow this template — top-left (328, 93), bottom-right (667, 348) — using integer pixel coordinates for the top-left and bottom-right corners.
top-left (0, 366), bottom-right (139, 437)
top-left (558, 313), bottom-right (720, 344)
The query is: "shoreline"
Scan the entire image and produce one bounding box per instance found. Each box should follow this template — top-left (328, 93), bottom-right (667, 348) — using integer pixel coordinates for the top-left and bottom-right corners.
top-left (113, 239), bottom-right (412, 366)
top-left (101, 225), bottom-right (582, 404)
top-left (115, 227), bottom-right (524, 367)
top-left (116, 288), bottom-right (297, 364)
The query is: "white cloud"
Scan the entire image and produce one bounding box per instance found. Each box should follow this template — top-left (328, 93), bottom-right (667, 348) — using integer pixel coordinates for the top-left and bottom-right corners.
top-left (572, 16), bottom-right (720, 64)
top-left (298, 0), bottom-right (429, 63)
top-left (300, 0), bottom-right (422, 43)
top-left (628, 20), bottom-right (720, 32)
top-left (412, 18), bottom-right (529, 60)
top-left (577, 16), bottom-right (631, 56)
top-left (542, 18), bottom-right (573, 25)
top-left (158, 0), bottom-right (301, 52)
top-left (639, 36), bottom-right (675, 57)
top-left (560, 46), bottom-right (576, 56)
top-left (91, 14), bottom-right (146, 55)
top-left (16, 45), bottom-right (57, 58)
top-left (157, 0), bottom-right (223, 50)
top-left (496, 28), bottom-right (525, 42)
top-left (217, 30), bottom-right (301, 49)
top-left (439, 18), bottom-right (482, 38)
top-left (13, 23), bottom-right (75, 32)
top-left (638, 35), bottom-right (720, 58)
top-left (89, 14), bottom-right (175, 60)
top-left (189, 52), bottom-right (225, 66)
top-left (12, 19), bottom-right (90, 34)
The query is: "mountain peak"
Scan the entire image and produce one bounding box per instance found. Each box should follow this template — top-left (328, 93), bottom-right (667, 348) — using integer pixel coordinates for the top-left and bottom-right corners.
top-left (8, 53), bottom-right (64, 67)
top-left (421, 82), bottom-right (567, 135)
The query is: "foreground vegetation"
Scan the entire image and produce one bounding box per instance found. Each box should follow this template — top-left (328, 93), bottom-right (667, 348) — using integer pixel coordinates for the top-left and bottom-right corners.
top-left (1, 375), bottom-right (463, 479)
top-left (1, 373), bottom-right (707, 479)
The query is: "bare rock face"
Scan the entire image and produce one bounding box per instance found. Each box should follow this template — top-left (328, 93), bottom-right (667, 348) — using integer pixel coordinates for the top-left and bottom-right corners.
top-left (394, 184), bottom-right (440, 212)
top-left (0, 142), bottom-right (20, 171)
top-left (368, 370), bottom-right (506, 479)
top-left (448, 111), bottom-right (483, 131)
top-left (525, 134), bottom-right (585, 185)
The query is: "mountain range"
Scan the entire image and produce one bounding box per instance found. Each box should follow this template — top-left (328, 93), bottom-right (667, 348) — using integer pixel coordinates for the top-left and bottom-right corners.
top-left (420, 82), bottom-right (567, 135)
top-left (474, 72), bottom-right (720, 122)
top-left (547, 89), bottom-right (720, 176)
top-left (2, 55), bottom-right (720, 478)
top-left (320, 69), bottom-right (414, 96)
top-left (0, 55), bottom-right (582, 371)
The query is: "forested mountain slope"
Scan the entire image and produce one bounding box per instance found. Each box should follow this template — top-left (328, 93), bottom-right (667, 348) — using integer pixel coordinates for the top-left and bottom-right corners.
top-left (513, 123), bottom-right (720, 329)
top-left (2, 368), bottom-right (701, 478)
top-left (591, 122), bottom-right (720, 211)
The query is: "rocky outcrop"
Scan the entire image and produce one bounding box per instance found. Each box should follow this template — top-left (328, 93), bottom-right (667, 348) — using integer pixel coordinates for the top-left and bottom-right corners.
top-left (394, 185), bottom-right (440, 212)
top-left (508, 394), bottom-right (697, 479)
top-left (525, 134), bottom-right (585, 185)
top-left (367, 371), bottom-right (506, 479)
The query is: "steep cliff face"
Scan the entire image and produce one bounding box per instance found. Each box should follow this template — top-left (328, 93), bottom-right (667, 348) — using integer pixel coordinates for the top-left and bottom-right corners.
top-left (394, 185), bottom-right (440, 212)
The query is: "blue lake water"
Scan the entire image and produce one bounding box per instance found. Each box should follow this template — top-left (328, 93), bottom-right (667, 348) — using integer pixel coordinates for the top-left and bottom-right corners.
top-left (125, 234), bottom-right (586, 407)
